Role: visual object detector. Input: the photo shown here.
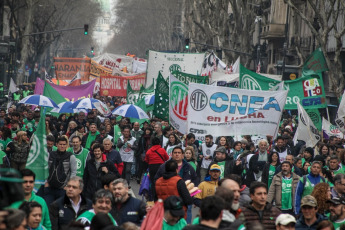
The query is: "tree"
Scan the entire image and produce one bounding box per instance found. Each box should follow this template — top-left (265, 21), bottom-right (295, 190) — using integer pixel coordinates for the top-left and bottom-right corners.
top-left (284, 0), bottom-right (345, 97)
top-left (183, 0), bottom-right (261, 66)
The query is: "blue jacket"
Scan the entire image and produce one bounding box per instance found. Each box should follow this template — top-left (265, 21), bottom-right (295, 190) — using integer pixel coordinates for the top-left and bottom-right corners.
top-left (294, 173), bottom-right (326, 214)
top-left (295, 213), bottom-right (326, 230)
top-left (154, 159), bottom-right (199, 185)
top-left (110, 195), bottom-right (146, 226)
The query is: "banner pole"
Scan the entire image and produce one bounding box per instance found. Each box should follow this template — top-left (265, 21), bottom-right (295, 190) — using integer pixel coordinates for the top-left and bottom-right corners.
top-left (326, 106), bottom-right (330, 121)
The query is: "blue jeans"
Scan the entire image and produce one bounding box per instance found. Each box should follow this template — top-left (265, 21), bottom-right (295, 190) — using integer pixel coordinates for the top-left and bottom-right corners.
top-left (187, 204), bottom-right (192, 224)
top-left (122, 162), bottom-right (133, 185)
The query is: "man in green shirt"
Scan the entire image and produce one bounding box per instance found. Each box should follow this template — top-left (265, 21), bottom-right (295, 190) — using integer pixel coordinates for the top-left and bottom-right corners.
top-left (76, 189), bottom-right (117, 227)
top-left (69, 136), bottom-right (90, 178)
top-left (22, 86), bottom-right (31, 98)
top-left (10, 169), bottom-right (52, 230)
top-left (328, 197), bottom-right (345, 230)
top-left (163, 196), bottom-right (187, 230)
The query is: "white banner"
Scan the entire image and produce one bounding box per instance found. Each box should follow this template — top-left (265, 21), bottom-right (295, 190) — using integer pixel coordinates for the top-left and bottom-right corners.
top-left (187, 83), bottom-right (288, 141)
top-left (335, 90), bottom-right (345, 133)
top-left (146, 50), bottom-right (205, 87)
top-left (322, 117), bottom-right (344, 139)
top-left (169, 74), bottom-right (188, 134)
top-left (93, 53), bottom-right (134, 72)
top-left (293, 102), bottom-right (321, 147)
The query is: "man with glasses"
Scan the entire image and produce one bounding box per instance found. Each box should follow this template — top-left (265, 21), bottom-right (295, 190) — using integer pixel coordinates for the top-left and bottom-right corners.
top-left (49, 176), bottom-right (92, 230)
top-left (295, 195), bottom-right (324, 230)
top-left (332, 174), bottom-right (345, 199)
top-left (10, 169), bottom-right (51, 230)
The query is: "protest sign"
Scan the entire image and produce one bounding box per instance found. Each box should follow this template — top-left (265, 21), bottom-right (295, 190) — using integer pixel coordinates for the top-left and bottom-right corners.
top-left (54, 57), bottom-right (91, 81)
top-left (100, 74), bottom-right (146, 97)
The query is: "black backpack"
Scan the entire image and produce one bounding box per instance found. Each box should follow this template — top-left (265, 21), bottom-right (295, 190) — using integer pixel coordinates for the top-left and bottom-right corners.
top-left (48, 152), bottom-right (72, 188)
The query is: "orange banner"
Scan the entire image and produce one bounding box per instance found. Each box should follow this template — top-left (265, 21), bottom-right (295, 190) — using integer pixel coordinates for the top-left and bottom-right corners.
top-left (90, 60), bottom-right (112, 78)
top-left (54, 57), bottom-right (91, 81)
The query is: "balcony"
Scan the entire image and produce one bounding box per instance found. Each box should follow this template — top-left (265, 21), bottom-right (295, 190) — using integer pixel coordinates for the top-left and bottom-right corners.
top-left (261, 23), bottom-right (285, 39)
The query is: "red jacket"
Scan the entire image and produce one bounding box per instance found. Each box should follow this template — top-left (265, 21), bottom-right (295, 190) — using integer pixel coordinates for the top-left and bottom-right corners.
top-left (145, 145), bottom-right (169, 165)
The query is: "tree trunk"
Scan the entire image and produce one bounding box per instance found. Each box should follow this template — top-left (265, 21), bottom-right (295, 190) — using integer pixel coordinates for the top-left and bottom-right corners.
top-left (17, 0), bottom-right (34, 85)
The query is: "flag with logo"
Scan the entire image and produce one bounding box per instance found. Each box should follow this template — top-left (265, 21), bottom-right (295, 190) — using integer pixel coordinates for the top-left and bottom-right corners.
top-left (26, 111), bottom-right (48, 190)
top-left (306, 109), bottom-right (322, 131)
top-left (126, 80), bottom-right (140, 104)
top-left (335, 90), bottom-right (345, 133)
top-left (171, 71), bottom-right (209, 85)
top-left (322, 117), bottom-right (344, 139)
top-left (302, 48), bottom-right (328, 76)
top-left (169, 74), bottom-right (188, 134)
top-left (239, 65), bottom-right (327, 110)
top-left (153, 72), bottom-right (169, 120)
top-left (293, 102), bottom-right (321, 147)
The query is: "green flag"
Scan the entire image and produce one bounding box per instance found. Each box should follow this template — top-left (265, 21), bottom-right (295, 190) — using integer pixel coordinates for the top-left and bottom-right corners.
top-left (113, 124), bottom-right (122, 147)
top-left (302, 48), bottom-right (328, 76)
top-left (306, 109), bottom-right (322, 131)
top-left (239, 65), bottom-right (327, 110)
top-left (126, 80), bottom-right (140, 104)
top-left (171, 71), bottom-right (209, 84)
top-left (146, 80), bottom-right (154, 91)
top-left (43, 82), bottom-right (67, 116)
top-left (26, 110), bottom-right (48, 190)
top-left (139, 84), bottom-right (154, 101)
top-left (153, 72), bottom-right (169, 120)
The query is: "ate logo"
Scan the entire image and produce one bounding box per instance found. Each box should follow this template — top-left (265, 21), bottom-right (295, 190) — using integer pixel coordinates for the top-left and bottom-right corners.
top-left (303, 78), bottom-right (322, 97)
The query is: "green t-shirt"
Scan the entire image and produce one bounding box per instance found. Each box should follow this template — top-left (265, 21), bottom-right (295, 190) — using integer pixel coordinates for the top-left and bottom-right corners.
top-left (23, 118), bottom-right (36, 131)
top-left (188, 161), bottom-right (197, 171)
top-left (0, 151), bottom-right (6, 164)
top-left (281, 177), bottom-right (293, 210)
top-left (77, 210), bottom-right (117, 226)
top-left (331, 218), bottom-right (345, 230)
top-left (162, 218), bottom-right (187, 230)
top-left (0, 137), bottom-right (11, 151)
top-left (218, 161), bottom-right (226, 179)
top-left (268, 164), bottom-right (276, 189)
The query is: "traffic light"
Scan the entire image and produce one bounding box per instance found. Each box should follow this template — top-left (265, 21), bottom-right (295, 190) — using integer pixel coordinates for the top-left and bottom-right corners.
top-left (185, 38), bottom-right (190, 49)
top-left (91, 47), bottom-right (94, 53)
top-left (84, 24), bottom-right (89, 35)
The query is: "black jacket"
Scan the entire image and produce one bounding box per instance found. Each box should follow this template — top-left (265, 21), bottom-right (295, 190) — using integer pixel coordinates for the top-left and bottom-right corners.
top-left (110, 195), bottom-right (146, 226)
top-left (207, 155), bottom-right (242, 178)
top-left (83, 158), bottom-right (120, 200)
top-left (154, 159), bottom-right (199, 185)
top-left (81, 132), bottom-right (101, 148)
top-left (49, 194), bottom-right (92, 230)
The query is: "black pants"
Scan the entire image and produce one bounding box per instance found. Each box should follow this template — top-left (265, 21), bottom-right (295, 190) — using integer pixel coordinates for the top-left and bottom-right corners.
top-left (149, 163), bottom-right (162, 200)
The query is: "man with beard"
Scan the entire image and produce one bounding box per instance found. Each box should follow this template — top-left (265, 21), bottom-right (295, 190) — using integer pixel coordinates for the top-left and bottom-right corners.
top-left (199, 135), bottom-right (217, 181)
top-left (328, 197), bottom-right (345, 230)
top-left (331, 174), bottom-right (345, 199)
top-left (109, 178), bottom-right (146, 226)
top-left (295, 161), bottom-right (326, 215)
top-left (76, 189), bottom-right (117, 227)
top-left (82, 123), bottom-right (101, 150)
top-left (267, 161), bottom-right (300, 215)
top-left (208, 147), bottom-right (242, 179)
top-left (272, 136), bottom-right (291, 163)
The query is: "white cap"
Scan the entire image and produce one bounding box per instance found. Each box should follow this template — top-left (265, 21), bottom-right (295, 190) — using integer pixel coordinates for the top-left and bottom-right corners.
top-left (275, 214), bottom-right (296, 226)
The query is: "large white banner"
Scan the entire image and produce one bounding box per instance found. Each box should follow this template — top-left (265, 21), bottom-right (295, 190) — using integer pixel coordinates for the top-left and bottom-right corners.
top-left (293, 102), bottom-right (321, 147)
top-left (187, 83), bottom-right (288, 141)
top-left (93, 53), bottom-right (134, 72)
top-left (169, 74), bottom-right (188, 134)
top-left (146, 50), bottom-right (205, 87)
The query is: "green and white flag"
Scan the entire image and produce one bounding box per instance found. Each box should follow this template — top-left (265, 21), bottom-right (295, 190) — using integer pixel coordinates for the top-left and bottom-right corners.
top-left (43, 81), bottom-right (67, 117)
top-left (153, 72), bottom-right (169, 120)
top-left (126, 80), bottom-right (140, 104)
top-left (306, 109), bottom-right (322, 131)
top-left (171, 71), bottom-right (209, 84)
top-left (302, 48), bottom-right (328, 76)
top-left (239, 65), bottom-right (327, 110)
top-left (26, 111), bottom-right (48, 190)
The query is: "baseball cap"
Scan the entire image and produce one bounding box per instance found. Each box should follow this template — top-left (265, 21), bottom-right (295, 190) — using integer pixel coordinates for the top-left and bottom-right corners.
top-left (275, 214), bottom-right (296, 226)
top-left (327, 197), bottom-right (345, 205)
top-left (214, 146), bottom-right (226, 154)
top-left (164, 196), bottom-right (185, 217)
top-left (301, 195), bottom-right (318, 207)
top-left (210, 164), bottom-right (221, 171)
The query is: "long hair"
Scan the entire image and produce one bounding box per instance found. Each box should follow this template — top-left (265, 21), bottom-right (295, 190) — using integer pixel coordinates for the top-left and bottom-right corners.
top-left (16, 131), bottom-right (28, 144)
top-left (311, 182), bottom-right (330, 215)
top-left (185, 146), bottom-right (196, 161)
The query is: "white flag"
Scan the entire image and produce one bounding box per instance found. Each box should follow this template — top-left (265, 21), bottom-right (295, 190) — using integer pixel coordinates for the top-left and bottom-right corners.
top-left (9, 78), bottom-right (19, 93)
top-left (232, 57), bottom-right (240, 73)
top-left (45, 71), bottom-right (53, 83)
top-left (322, 117), bottom-right (344, 139)
top-left (335, 90), bottom-right (345, 133)
top-left (293, 102), bottom-right (321, 147)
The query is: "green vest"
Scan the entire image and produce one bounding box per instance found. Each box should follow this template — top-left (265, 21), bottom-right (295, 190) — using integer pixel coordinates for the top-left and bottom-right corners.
top-left (301, 176), bottom-right (323, 198)
top-left (0, 151), bottom-right (6, 164)
top-left (162, 218), bottom-right (187, 230)
top-left (217, 161), bottom-right (226, 179)
top-left (268, 164), bottom-right (276, 189)
top-left (331, 219), bottom-right (345, 230)
top-left (67, 147), bottom-right (89, 177)
top-left (281, 177), bottom-right (293, 210)
top-left (23, 90), bottom-right (31, 98)
top-left (77, 210), bottom-right (117, 226)
top-left (13, 92), bottom-right (21, 101)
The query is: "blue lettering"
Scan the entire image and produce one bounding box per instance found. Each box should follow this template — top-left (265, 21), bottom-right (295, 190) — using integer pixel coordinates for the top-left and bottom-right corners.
top-left (210, 92), bottom-right (228, 112)
top-left (248, 97), bottom-right (264, 114)
top-left (302, 97), bottom-right (321, 106)
top-left (263, 97), bottom-right (281, 111)
top-left (230, 94), bottom-right (248, 115)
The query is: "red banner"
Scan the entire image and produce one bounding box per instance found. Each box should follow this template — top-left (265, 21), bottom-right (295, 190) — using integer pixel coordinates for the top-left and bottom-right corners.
top-left (100, 74), bottom-right (146, 97)
top-left (54, 57), bottom-right (91, 81)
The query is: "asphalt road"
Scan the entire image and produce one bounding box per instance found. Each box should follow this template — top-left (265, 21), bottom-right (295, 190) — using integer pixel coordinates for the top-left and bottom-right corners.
top-left (128, 177), bottom-right (200, 221)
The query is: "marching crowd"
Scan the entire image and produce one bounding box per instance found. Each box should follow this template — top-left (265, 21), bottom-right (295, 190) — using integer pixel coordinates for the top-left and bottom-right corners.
top-left (1, 89), bottom-right (345, 230)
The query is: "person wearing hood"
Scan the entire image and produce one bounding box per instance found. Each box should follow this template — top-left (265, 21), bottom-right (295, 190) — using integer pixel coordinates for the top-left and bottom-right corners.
top-left (207, 146), bottom-right (242, 179)
top-left (155, 160), bottom-right (193, 219)
top-left (294, 161), bottom-right (327, 215)
top-left (194, 164), bottom-right (221, 206)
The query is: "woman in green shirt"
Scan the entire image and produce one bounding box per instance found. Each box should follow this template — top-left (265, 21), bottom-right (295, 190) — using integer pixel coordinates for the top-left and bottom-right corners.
top-left (261, 152), bottom-right (280, 189)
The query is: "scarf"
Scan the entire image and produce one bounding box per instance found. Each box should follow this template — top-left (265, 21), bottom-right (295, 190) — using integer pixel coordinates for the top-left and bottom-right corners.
top-left (85, 131), bottom-right (100, 149)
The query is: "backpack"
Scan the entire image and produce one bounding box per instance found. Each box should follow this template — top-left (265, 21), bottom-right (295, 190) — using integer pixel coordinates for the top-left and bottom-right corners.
top-left (48, 152), bottom-right (72, 188)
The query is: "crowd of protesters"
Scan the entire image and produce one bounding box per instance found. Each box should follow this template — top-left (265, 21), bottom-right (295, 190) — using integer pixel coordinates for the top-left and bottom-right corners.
top-left (1, 88), bottom-right (345, 230)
